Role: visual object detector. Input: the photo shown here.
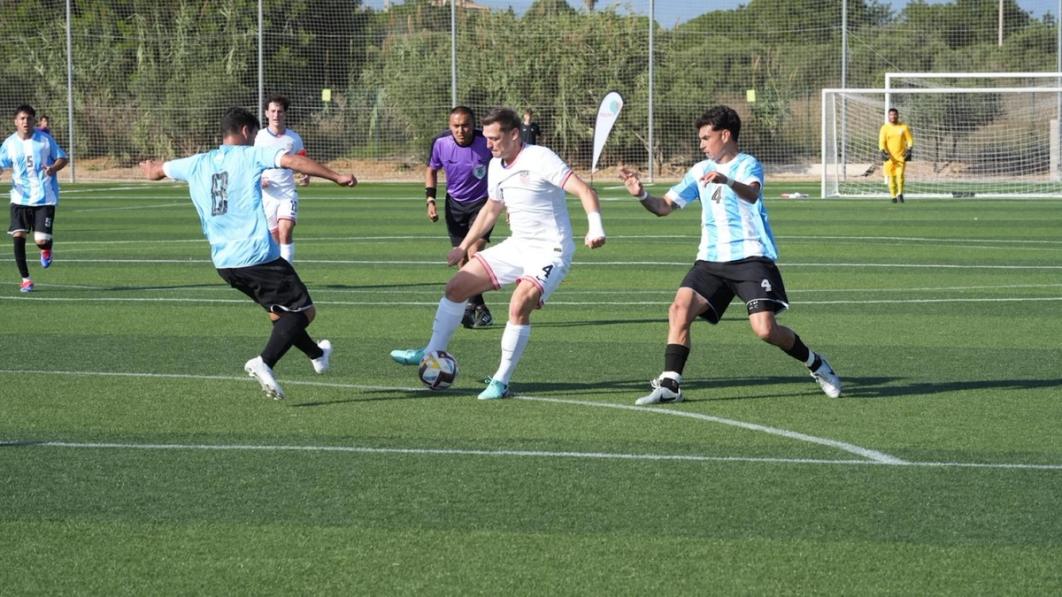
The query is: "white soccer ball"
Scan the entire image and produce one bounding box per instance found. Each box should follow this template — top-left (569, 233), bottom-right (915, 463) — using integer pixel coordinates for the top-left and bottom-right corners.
top-left (418, 350), bottom-right (458, 390)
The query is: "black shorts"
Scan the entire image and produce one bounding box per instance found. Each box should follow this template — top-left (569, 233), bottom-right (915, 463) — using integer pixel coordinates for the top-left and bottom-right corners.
top-left (9, 204), bottom-right (55, 236)
top-left (680, 257), bottom-right (789, 324)
top-left (445, 195), bottom-right (493, 246)
top-left (217, 258), bottom-right (314, 314)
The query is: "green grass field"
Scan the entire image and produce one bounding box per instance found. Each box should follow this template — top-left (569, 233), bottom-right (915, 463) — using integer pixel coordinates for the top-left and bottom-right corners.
top-left (2, 180), bottom-right (1060, 595)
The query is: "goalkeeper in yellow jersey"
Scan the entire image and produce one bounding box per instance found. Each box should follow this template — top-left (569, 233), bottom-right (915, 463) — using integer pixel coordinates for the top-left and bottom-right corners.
top-left (879, 108), bottom-right (913, 203)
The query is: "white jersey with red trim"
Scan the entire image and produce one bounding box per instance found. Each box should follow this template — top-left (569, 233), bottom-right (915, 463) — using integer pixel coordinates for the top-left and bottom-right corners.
top-left (254, 126), bottom-right (304, 202)
top-left (487, 144), bottom-right (574, 250)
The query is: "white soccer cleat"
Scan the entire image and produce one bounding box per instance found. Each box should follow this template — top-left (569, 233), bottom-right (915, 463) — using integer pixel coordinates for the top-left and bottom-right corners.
top-left (635, 376), bottom-right (684, 405)
top-left (244, 356), bottom-right (285, 400)
top-left (312, 339), bottom-right (332, 374)
top-left (811, 357), bottom-right (842, 398)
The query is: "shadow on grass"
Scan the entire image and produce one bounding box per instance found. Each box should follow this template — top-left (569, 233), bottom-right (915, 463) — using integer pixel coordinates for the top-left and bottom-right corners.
top-left (837, 376), bottom-right (1062, 399)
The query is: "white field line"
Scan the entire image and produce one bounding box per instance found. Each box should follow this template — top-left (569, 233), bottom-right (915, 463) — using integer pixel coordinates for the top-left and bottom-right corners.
top-left (0, 367), bottom-right (897, 463)
top-left (45, 234), bottom-right (1062, 246)
top-left (1, 368), bottom-right (1060, 470)
top-left (3, 295), bottom-right (1062, 307)
top-left (31, 282), bottom-right (1062, 294)
top-left (68, 202), bottom-right (185, 213)
top-left (17, 257), bottom-right (1062, 269)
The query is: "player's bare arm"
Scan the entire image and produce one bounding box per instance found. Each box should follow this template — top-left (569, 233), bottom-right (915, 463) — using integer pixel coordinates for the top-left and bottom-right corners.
top-left (279, 153), bottom-right (356, 187)
top-left (699, 171), bottom-right (760, 203)
top-left (424, 166), bottom-right (440, 222)
top-left (449, 198), bottom-right (503, 266)
top-left (44, 157), bottom-right (69, 177)
top-left (563, 172), bottom-right (606, 249)
top-left (618, 166), bottom-right (674, 217)
top-left (139, 160), bottom-right (167, 180)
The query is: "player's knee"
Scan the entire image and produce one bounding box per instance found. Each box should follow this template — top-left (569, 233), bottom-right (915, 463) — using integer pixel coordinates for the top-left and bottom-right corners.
top-left (34, 232), bottom-right (52, 245)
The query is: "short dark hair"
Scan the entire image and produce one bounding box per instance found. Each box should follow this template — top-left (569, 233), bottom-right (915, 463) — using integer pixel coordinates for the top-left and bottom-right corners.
top-left (221, 107), bottom-right (260, 136)
top-left (695, 105), bottom-right (741, 141)
top-left (264, 94), bottom-right (290, 111)
top-left (482, 107), bottom-right (521, 133)
top-left (14, 104), bottom-right (35, 119)
top-left (888, 108), bottom-right (899, 115)
top-left (450, 105), bottom-right (476, 123)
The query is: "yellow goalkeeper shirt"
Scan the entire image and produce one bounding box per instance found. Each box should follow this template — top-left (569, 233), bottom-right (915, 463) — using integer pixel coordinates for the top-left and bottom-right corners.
top-left (879, 122), bottom-right (913, 161)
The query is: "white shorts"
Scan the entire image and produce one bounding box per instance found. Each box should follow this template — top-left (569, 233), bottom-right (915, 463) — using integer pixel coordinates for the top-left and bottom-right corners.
top-left (263, 193), bottom-right (298, 231)
top-left (472, 237), bottom-right (572, 305)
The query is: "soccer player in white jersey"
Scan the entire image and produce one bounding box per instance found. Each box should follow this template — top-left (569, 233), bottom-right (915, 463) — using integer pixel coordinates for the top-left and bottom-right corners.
top-left (140, 108), bottom-right (357, 400)
top-left (619, 105), bottom-right (841, 404)
top-left (1, 104), bottom-right (69, 293)
top-left (254, 95), bottom-right (308, 262)
top-left (391, 107), bottom-right (607, 400)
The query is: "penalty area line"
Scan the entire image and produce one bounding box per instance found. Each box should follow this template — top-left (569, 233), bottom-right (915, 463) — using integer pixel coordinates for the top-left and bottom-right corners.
top-left (4, 368), bottom-right (1058, 470)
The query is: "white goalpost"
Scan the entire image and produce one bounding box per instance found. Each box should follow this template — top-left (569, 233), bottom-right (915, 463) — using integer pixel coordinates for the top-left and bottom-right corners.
top-left (822, 86), bottom-right (1062, 198)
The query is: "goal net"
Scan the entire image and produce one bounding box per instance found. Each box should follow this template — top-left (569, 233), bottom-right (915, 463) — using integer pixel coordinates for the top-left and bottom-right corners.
top-left (821, 86), bottom-right (1062, 198)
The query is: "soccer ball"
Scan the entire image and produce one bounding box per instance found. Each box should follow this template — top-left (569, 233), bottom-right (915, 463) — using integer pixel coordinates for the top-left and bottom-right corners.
top-left (418, 350), bottom-right (458, 390)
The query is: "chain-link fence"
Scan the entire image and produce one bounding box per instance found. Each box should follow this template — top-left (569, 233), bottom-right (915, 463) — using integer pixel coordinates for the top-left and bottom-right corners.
top-left (2, 0), bottom-right (1059, 181)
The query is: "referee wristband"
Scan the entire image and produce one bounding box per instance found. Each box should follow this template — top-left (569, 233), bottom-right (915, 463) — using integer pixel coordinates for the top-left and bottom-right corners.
top-left (425, 187), bottom-right (437, 201)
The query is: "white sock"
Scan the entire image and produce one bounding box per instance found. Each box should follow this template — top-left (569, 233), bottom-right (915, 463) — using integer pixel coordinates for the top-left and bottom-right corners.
top-left (425, 297), bottom-right (468, 353)
top-left (280, 243), bottom-right (294, 262)
top-left (492, 323), bottom-right (530, 385)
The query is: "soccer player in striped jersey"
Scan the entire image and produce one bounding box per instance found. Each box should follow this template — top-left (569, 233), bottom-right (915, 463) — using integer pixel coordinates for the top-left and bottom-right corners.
top-left (140, 107), bottom-right (357, 400)
top-left (254, 94), bottom-right (308, 262)
top-left (1, 104), bottom-right (68, 293)
top-left (879, 108), bottom-right (914, 203)
top-left (391, 107), bottom-right (606, 400)
top-left (619, 105), bottom-right (841, 404)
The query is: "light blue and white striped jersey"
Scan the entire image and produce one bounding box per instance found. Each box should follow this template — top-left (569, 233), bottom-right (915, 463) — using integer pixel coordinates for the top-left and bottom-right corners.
top-left (163, 144), bottom-right (285, 269)
top-left (0, 130), bottom-right (68, 206)
top-left (665, 153), bottom-right (777, 262)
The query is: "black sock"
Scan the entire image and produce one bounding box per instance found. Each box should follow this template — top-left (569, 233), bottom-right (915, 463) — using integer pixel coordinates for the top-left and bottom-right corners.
top-left (784, 334), bottom-right (821, 370)
top-left (13, 237), bottom-right (29, 278)
top-left (292, 324), bottom-right (323, 359)
top-left (664, 344), bottom-right (690, 376)
top-left (260, 313), bottom-right (309, 368)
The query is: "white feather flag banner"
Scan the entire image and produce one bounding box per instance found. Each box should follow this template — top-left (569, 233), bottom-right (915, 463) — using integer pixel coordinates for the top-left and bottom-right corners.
top-left (591, 91), bottom-right (624, 173)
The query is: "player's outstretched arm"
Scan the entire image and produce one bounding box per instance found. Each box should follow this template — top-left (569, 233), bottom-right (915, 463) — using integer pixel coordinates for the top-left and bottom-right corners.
top-left (562, 173), bottom-right (605, 249)
top-left (139, 160), bottom-right (167, 181)
top-left (618, 166), bottom-right (674, 217)
top-left (279, 153), bottom-right (357, 187)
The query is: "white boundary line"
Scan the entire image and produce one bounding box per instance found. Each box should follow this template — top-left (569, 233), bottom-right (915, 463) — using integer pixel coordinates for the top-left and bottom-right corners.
top-left (1, 367), bottom-right (1059, 470)
top-left (13, 257), bottom-right (1062, 269)
top-left (3, 295), bottom-right (1061, 307)
top-left (4, 440), bottom-right (1057, 471)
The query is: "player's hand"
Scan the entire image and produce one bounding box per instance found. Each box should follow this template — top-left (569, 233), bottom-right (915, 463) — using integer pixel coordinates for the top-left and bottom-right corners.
top-left (261, 175), bottom-right (270, 188)
top-left (296, 172), bottom-right (310, 187)
top-left (880, 149), bottom-right (890, 161)
top-left (427, 201), bottom-right (439, 222)
top-left (43, 164), bottom-right (57, 176)
top-left (335, 174), bottom-right (357, 187)
top-left (618, 166), bottom-right (644, 197)
top-left (584, 234), bottom-right (606, 249)
top-left (446, 246), bottom-right (467, 267)
top-left (699, 171), bottom-right (727, 186)
top-left (904, 149), bottom-right (912, 162)
top-left (138, 160), bottom-right (166, 181)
